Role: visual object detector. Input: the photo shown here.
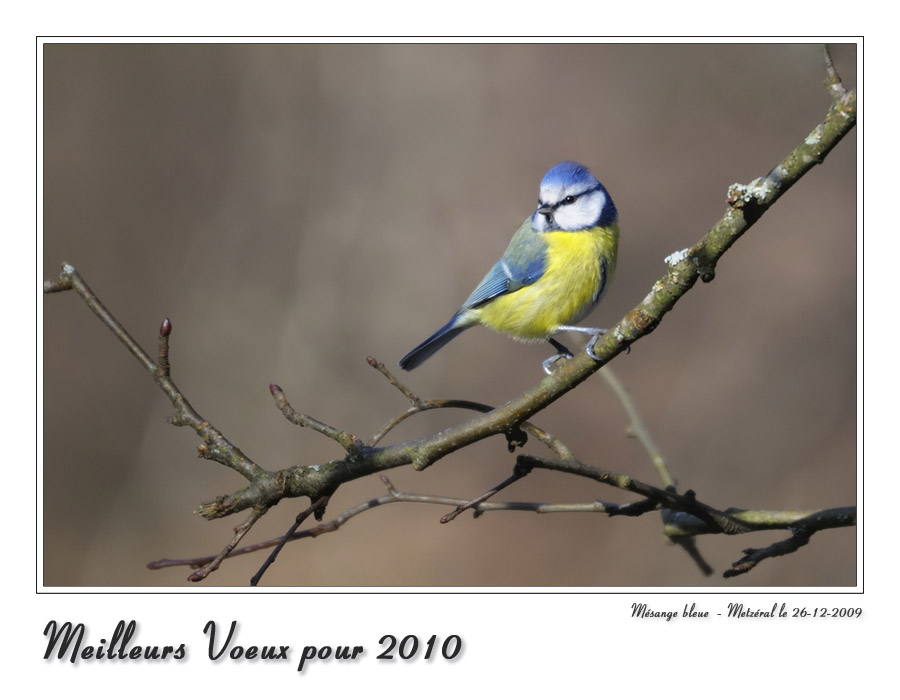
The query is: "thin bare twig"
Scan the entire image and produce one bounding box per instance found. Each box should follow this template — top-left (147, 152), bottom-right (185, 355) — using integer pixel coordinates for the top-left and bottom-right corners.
top-left (250, 496), bottom-right (330, 586)
top-left (669, 536), bottom-right (715, 577)
top-left (186, 508), bottom-right (266, 582)
top-left (662, 505), bottom-right (857, 537)
top-left (823, 44), bottom-right (849, 103)
top-left (440, 466), bottom-right (531, 523)
top-left (725, 530), bottom-right (812, 578)
top-left (269, 383), bottom-right (364, 453)
top-left (518, 454), bottom-right (750, 535)
top-left (44, 262), bottom-right (268, 484)
top-left (600, 365), bottom-right (713, 574)
top-left (366, 356), bottom-right (576, 458)
top-left (599, 366), bottom-right (674, 488)
top-left (366, 356), bottom-right (421, 404)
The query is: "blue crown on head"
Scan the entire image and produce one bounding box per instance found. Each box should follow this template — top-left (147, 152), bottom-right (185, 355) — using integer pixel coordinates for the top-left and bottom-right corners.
top-left (541, 161), bottom-right (600, 191)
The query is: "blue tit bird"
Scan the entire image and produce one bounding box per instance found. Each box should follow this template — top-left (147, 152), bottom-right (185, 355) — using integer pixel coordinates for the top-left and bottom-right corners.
top-left (399, 160), bottom-right (619, 374)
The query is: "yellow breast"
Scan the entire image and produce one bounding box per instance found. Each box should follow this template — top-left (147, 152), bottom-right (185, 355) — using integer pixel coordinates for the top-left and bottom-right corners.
top-left (472, 223), bottom-right (619, 340)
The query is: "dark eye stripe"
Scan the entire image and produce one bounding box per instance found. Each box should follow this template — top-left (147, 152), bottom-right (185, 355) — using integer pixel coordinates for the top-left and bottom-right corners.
top-left (538, 183), bottom-right (604, 212)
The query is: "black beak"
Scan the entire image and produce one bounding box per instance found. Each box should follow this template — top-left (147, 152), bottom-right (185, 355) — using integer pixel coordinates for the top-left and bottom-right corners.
top-left (537, 205), bottom-right (553, 216)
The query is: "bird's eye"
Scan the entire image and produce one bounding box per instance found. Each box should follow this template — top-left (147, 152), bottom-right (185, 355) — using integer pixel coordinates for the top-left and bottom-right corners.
top-left (563, 195), bottom-right (577, 205)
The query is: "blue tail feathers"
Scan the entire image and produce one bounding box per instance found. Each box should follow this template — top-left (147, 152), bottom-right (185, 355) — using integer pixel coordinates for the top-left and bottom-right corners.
top-left (399, 318), bottom-right (469, 371)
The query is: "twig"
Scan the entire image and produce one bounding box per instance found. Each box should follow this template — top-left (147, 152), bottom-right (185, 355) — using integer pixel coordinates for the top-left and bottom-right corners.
top-left (667, 536), bottom-right (715, 577)
top-left (269, 383), bottom-right (364, 453)
top-left (369, 398), bottom-right (493, 446)
top-left (43, 262), bottom-right (268, 484)
top-left (186, 508), bottom-right (266, 582)
top-left (823, 44), bottom-right (848, 103)
top-left (725, 530), bottom-right (812, 578)
top-left (661, 505), bottom-right (857, 537)
top-left (599, 366), bottom-right (674, 488)
top-left (250, 496), bottom-right (330, 586)
top-left (600, 365), bottom-right (713, 574)
top-left (371, 397), bottom-right (576, 458)
top-left (367, 356), bottom-right (575, 458)
top-left (440, 465), bottom-right (531, 523)
top-left (518, 455), bottom-right (750, 535)
top-left (366, 356), bottom-right (421, 404)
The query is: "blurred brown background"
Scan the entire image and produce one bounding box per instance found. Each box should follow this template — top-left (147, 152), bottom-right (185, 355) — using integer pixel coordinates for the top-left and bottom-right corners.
top-left (42, 43), bottom-right (857, 587)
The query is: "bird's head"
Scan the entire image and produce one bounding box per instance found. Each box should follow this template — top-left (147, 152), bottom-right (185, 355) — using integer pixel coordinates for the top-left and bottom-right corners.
top-left (533, 161), bottom-right (617, 233)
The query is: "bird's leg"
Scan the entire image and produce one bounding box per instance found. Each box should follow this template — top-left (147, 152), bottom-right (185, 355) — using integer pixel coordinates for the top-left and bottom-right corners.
top-left (555, 325), bottom-right (609, 362)
top-left (542, 338), bottom-right (573, 375)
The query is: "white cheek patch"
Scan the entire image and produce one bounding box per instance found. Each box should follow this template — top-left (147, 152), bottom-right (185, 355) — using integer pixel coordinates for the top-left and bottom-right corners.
top-left (554, 189), bottom-right (607, 231)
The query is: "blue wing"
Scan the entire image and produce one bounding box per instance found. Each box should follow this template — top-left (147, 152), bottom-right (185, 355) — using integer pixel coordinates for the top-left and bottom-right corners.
top-left (460, 217), bottom-right (548, 310)
top-left (460, 256), bottom-right (545, 310)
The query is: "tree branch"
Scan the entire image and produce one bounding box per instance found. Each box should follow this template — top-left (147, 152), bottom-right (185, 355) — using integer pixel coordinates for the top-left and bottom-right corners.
top-left (146, 475), bottom-right (854, 580)
top-left (44, 264), bottom-right (269, 485)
